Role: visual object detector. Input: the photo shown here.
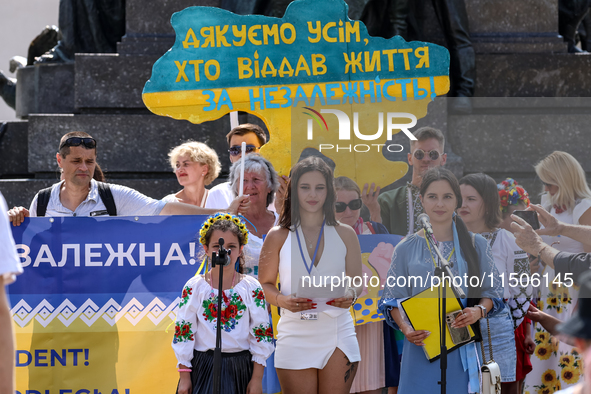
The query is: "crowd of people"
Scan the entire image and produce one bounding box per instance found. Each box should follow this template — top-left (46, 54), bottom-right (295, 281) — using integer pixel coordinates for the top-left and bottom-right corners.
top-left (1, 124), bottom-right (591, 394)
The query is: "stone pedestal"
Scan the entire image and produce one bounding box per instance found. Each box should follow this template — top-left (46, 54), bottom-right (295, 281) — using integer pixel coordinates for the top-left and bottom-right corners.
top-left (466, 0), bottom-right (565, 53)
top-left (15, 64), bottom-right (75, 117)
top-left (27, 114), bottom-right (232, 175)
top-left (118, 0), bottom-right (220, 56)
top-left (0, 121), bottom-right (29, 176)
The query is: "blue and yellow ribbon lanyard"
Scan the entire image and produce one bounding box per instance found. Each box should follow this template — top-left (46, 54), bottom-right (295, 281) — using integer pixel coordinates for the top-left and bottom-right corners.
top-left (295, 219), bottom-right (326, 275)
top-left (425, 235), bottom-right (454, 268)
top-left (425, 234), bottom-right (455, 304)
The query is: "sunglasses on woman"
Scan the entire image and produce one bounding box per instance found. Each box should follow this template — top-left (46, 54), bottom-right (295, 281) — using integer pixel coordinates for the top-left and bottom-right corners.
top-left (335, 198), bottom-right (363, 213)
top-left (413, 149), bottom-right (441, 161)
top-left (228, 145), bottom-right (260, 156)
top-left (59, 137), bottom-right (97, 150)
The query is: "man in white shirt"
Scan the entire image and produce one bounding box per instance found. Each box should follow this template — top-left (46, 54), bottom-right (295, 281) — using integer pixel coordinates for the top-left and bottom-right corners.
top-left (206, 123), bottom-right (268, 209)
top-left (8, 131), bottom-right (248, 225)
top-left (0, 192), bottom-right (23, 394)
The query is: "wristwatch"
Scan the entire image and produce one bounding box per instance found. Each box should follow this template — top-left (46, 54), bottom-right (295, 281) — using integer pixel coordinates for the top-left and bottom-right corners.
top-left (476, 304), bottom-right (487, 319)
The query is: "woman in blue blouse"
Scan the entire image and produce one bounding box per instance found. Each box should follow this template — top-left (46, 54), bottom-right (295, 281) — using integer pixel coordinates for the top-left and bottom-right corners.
top-left (379, 167), bottom-right (504, 394)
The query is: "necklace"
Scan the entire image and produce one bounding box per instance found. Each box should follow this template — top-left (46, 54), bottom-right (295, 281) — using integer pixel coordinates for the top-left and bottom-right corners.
top-left (301, 227), bottom-right (321, 249)
top-left (295, 220), bottom-right (326, 274)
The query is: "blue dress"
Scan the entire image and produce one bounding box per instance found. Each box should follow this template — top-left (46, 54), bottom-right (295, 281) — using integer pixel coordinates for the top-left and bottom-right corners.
top-left (379, 231), bottom-right (504, 394)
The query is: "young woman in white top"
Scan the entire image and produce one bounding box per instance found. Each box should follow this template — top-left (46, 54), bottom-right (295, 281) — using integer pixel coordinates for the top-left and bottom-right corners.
top-left (259, 156), bottom-right (363, 394)
top-left (525, 151), bottom-right (591, 393)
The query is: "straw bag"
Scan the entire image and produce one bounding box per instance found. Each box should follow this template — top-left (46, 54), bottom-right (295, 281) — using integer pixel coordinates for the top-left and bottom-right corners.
top-left (480, 318), bottom-right (501, 394)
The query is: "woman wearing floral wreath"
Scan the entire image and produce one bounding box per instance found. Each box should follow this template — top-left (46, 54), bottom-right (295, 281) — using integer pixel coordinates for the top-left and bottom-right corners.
top-left (524, 151), bottom-right (591, 394)
top-left (172, 214), bottom-right (274, 394)
top-left (258, 156), bottom-right (363, 394)
top-left (496, 178), bottom-right (536, 392)
top-left (497, 178), bottom-right (531, 234)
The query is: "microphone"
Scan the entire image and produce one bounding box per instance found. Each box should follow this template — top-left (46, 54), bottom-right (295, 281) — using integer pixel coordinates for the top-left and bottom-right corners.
top-left (417, 213), bottom-right (434, 235)
top-left (212, 238), bottom-right (232, 267)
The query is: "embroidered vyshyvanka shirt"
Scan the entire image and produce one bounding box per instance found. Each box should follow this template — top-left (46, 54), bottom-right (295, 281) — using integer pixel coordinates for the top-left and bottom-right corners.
top-left (172, 274), bottom-right (274, 368)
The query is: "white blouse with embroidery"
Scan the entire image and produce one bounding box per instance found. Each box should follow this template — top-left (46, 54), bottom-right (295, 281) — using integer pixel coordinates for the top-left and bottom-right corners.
top-left (172, 274), bottom-right (274, 368)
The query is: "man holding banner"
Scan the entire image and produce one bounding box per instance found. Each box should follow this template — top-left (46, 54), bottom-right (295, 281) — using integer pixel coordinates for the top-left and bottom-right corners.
top-left (0, 191), bottom-right (23, 394)
top-left (7, 131), bottom-right (249, 225)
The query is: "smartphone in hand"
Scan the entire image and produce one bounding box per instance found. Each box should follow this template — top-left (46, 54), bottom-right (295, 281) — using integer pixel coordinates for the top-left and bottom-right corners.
top-left (513, 210), bottom-right (540, 230)
top-left (446, 311), bottom-right (471, 345)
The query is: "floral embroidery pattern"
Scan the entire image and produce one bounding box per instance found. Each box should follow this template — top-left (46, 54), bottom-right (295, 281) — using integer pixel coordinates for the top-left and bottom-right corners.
top-left (173, 320), bottom-right (194, 343)
top-left (179, 286), bottom-right (192, 308)
top-left (252, 288), bottom-right (266, 309)
top-left (202, 290), bottom-right (246, 332)
top-left (252, 323), bottom-right (273, 343)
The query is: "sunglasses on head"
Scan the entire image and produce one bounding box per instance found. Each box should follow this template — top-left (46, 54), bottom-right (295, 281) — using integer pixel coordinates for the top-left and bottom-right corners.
top-left (228, 145), bottom-right (260, 156)
top-left (335, 198), bottom-right (363, 213)
top-left (59, 137), bottom-right (97, 150)
top-left (413, 149), bottom-right (441, 161)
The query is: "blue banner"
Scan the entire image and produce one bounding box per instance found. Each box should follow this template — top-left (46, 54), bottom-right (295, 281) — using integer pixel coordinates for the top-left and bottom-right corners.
top-left (9, 216), bottom-right (402, 393)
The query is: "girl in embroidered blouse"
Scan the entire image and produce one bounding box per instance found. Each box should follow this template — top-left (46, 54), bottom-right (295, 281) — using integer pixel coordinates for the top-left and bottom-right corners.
top-left (173, 214), bottom-right (274, 394)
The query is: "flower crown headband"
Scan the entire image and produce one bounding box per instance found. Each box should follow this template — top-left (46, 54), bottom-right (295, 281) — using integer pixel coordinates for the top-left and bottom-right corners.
top-left (199, 213), bottom-right (249, 245)
top-left (497, 178), bottom-right (530, 213)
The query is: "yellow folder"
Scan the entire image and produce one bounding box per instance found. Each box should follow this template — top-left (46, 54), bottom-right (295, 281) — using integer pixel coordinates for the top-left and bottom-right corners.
top-left (400, 283), bottom-right (476, 362)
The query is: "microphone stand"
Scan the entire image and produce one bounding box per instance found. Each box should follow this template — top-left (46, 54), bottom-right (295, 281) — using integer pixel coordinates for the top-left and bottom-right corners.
top-left (211, 238), bottom-right (231, 394)
top-left (422, 228), bottom-right (465, 394)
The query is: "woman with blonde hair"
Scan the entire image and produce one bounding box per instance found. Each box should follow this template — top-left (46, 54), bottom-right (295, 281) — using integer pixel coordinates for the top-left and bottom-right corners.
top-left (524, 151), bottom-right (591, 394)
top-left (535, 151), bottom-right (591, 216)
top-left (163, 141), bottom-right (221, 207)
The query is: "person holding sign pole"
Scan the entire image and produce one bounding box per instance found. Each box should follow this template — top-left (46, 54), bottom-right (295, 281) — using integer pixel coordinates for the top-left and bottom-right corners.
top-left (259, 156), bottom-right (363, 394)
top-left (378, 167), bottom-right (503, 394)
top-left (228, 154), bottom-right (279, 279)
top-left (227, 153), bottom-right (281, 394)
top-left (206, 124), bottom-right (269, 210)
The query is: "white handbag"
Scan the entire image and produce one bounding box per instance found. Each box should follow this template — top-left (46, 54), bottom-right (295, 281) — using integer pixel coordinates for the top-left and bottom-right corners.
top-left (480, 318), bottom-right (502, 394)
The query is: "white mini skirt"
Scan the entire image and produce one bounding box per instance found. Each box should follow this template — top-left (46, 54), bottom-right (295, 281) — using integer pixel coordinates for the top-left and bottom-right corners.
top-left (275, 310), bottom-right (361, 369)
